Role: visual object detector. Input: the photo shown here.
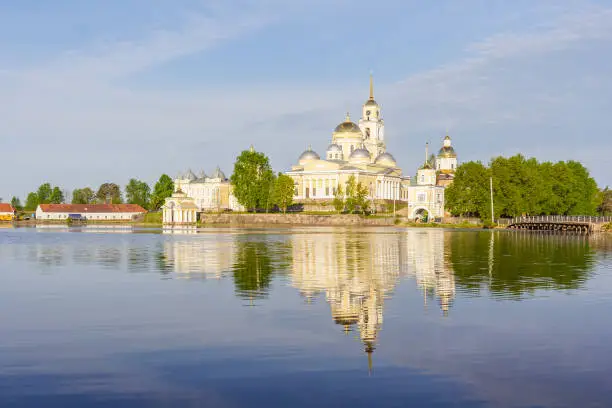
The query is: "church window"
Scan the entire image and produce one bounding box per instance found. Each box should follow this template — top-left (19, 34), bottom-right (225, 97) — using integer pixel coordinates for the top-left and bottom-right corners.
top-left (451, 163), bottom-right (455, 170)
top-left (421, 175), bottom-right (425, 183)
top-left (335, 154), bottom-right (339, 159)
top-left (325, 187), bottom-right (329, 196)
top-left (418, 193), bottom-right (426, 202)
top-left (294, 187), bottom-right (298, 196)
top-left (365, 128), bottom-right (371, 139)
top-left (313, 188), bottom-right (317, 197)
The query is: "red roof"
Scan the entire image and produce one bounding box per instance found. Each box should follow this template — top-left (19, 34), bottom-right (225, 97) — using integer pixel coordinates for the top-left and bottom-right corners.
top-left (0, 203), bottom-right (14, 213)
top-left (38, 204), bottom-right (147, 213)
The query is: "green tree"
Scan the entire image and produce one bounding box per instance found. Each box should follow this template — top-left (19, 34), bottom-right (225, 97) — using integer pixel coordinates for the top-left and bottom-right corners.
top-left (446, 155), bottom-right (599, 219)
top-left (345, 176), bottom-right (357, 213)
top-left (125, 178), bottom-right (151, 209)
top-left (25, 192), bottom-right (39, 211)
top-left (598, 187), bottom-right (612, 215)
top-left (11, 196), bottom-right (22, 211)
top-left (231, 148), bottom-right (275, 212)
top-left (96, 183), bottom-right (122, 204)
top-left (72, 187), bottom-right (96, 204)
top-left (355, 181), bottom-right (370, 214)
top-left (445, 161), bottom-right (489, 218)
top-left (49, 186), bottom-right (64, 204)
top-left (333, 184), bottom-right (345, 213)
top-left (36, 183), bottom-right (52, 204)
top-left (272, 173), bottom-right (295, 213)
top-left (150, 174), bottom-right (174, 210)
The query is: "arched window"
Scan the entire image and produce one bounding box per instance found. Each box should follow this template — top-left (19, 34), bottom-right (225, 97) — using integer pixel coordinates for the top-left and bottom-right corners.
top-left (365, 128), bottom-right (371, 139)
top-left (421, 175), bottom-right (425, 183)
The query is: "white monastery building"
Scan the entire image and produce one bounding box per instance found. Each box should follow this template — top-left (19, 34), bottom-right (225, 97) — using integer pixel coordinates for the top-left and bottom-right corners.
top-left (36, 204), bottom-right (147, 221)
top-left (173, 166), bottom-right (243, 213)
top-left (285, 75), bottom-right (453, 221)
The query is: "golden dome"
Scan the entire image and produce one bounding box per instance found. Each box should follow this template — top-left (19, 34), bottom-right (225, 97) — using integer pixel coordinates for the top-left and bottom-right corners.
top-left (364, 99), bottom-right (379, 107)
top-left (334, 113), bottom-right (362, 134)
top-left (438, 146), bottom-right (456, 158)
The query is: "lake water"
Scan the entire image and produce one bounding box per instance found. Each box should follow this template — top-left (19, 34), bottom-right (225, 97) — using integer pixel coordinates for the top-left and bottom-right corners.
top-left (1, 226), bottom-right (612, 407)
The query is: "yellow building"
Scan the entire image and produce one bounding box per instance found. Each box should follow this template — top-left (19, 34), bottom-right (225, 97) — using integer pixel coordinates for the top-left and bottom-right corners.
top-left (0, 203), bottom-right (15, 221)
top-left (287, 76), bottom-right (409, 205)
top-left (434, 134), bottom-right (458, 187)
top-left (285, 76), bottom-right (446, 220)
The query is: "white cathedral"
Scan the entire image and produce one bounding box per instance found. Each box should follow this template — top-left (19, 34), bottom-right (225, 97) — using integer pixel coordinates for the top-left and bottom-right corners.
top-left (286, 76), bottom-right (458, 221)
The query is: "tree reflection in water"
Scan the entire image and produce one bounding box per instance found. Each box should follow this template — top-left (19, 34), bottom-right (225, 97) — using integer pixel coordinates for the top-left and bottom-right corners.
top-left (449, 231), bottom-right (596, 299)
top-left (231, 237), bottom-right (292, 302)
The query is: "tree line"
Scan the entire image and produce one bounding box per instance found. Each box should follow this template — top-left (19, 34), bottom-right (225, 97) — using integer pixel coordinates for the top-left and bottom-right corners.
top-left (12, 175), bottom-right (175, 212)
top-left (446, 154), bottom-right (603, 219)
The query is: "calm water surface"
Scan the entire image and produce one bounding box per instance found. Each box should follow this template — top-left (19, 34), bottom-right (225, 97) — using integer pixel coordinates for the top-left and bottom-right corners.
top-left (1, 226), bottom-right (612, 407)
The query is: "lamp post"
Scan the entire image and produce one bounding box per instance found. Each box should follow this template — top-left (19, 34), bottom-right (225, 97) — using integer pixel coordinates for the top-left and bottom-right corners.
top-left (490, 176), bottom-right (495, 224)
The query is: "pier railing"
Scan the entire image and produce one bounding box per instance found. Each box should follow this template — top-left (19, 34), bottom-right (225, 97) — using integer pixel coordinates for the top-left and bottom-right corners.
top-left (509, 216), bottom-right (612, 225)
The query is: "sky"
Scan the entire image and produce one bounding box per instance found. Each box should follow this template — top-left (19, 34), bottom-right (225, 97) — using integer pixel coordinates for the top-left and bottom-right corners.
top-left (1, 0), bottom-right (611, 202)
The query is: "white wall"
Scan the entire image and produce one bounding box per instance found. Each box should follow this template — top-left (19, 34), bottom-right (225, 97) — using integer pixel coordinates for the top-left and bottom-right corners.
top-left (35, 208), bottom-right (142, 220)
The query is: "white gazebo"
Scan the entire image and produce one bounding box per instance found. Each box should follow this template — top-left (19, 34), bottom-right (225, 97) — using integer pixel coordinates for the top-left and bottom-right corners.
top-left (162, 189), bottom-right (198, 226)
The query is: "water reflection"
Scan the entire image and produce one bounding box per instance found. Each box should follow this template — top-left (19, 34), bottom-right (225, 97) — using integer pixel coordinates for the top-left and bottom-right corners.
top-left (0, 227), bottom-right (609, 407)
top-left (450, 231), bottom-right (596, 298)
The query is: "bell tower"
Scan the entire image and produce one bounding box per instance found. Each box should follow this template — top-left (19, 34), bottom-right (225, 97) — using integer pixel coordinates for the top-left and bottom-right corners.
top-left (359, 74), bottom-right (385, 159)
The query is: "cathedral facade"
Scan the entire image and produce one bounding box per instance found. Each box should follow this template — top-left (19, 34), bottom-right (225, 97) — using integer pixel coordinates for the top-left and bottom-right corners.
top-left (286, 76), bottom-right (451, 221)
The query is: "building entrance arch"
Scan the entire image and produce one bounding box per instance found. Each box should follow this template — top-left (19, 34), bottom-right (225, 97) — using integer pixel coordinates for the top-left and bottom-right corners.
top-left (412, 207), bottom-right (429, 222)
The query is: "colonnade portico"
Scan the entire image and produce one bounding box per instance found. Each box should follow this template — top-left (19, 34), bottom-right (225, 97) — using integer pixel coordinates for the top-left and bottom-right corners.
top-left (162, 207), bottom-right (196, 224)
top-left (162, 190), bottom-right (198, 226)
top-left (376, 179), bottom-right (402, 200)
top-left (296, 173), bottom-right (405, 201)
top-left (301, 175), bottom-right (341, 199)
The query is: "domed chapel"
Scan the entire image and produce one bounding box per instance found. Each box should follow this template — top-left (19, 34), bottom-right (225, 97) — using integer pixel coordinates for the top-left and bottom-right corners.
top-left (285, 76), bottom-right (450, 220)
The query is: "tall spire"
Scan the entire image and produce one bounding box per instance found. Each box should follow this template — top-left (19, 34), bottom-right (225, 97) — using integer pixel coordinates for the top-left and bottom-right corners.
top-left (369, 73), bottom-right (374, 100)
top-left (425, 142), bottom-right (429, 163)
top-left (345, 111), bottom-right (351, 122)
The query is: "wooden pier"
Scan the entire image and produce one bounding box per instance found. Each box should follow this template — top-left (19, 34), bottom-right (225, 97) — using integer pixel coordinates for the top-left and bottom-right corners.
top-left (507, 216), bottom-right (611, 235)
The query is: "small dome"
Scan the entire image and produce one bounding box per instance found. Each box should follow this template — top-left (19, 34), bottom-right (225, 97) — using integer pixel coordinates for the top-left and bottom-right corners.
top-left (327, 143), bottom-right (342, 152)
top-left (186, 170), bottom-right (197, 181)
top-left (349, 147), bottom-right (371, 164)
top-left (375, 152), bottom-right (396, 167)
top-left (299, 148), bottom-right (320, 162)
top-left (334, 113), bottom-right (362, 134)
top-left (211, 166), bottom-right (226, 180)
top-left (438, 146), bottom-right (456, 158)
top-left (364, 99), bottom-right (379, 107)
top-left (420, 161), bottom-right (433, 170)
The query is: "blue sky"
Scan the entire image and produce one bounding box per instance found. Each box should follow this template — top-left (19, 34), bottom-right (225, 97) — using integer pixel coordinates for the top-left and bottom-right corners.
top-left (1, 0), bottom-right (611, 201)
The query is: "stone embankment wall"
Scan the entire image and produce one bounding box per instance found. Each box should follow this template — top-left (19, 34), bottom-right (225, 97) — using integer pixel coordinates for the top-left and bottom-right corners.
top-left (200, 213), bottom-right (395, 226)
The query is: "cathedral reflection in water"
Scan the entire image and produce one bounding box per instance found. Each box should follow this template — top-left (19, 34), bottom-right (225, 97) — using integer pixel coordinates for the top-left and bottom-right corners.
top-left (162, 229), bottom-right (457, 362)
top-left (288, 229), bottom-right (455, 369)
